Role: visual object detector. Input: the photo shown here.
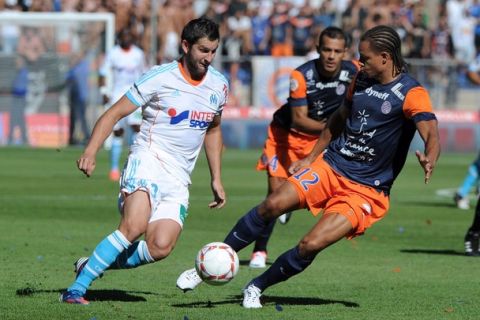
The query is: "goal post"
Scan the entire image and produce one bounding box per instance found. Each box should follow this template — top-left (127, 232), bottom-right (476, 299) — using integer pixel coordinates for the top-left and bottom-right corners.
top-left (0, 12), bottom-right (115, 147)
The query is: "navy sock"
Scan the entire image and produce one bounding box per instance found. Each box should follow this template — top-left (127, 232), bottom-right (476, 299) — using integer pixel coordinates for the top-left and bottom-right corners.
top-left (253, 219), bottom-right (276, 252)
top-left (224, 206), bottom-right (269, 252)
top-left (251, 246), bottom-right (314, 292)
top-left (470, 200), bottom-right (480, 232)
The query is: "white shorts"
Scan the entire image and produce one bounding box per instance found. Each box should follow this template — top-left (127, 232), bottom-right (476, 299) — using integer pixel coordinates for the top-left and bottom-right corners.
top-left (118, 148), bottom-right (189, 227)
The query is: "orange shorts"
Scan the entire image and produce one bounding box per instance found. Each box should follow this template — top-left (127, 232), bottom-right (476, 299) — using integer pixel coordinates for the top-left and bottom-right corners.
top-left (288, 157), bottom-right (390, 238)
top-left (256, 123), bottom-right (318, 179)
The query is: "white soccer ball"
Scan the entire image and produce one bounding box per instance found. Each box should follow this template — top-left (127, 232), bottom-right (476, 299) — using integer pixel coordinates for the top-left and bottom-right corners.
top-left (195, 242), bottom-right (239, 286)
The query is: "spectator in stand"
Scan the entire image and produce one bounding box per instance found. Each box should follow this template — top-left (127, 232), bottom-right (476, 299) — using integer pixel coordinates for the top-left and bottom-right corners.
top-left (447, 0), bottom-right (476, 64)
top-left (469, 0), bottom-right (480, 51)
top-left (313, 0), bottom-right (336, 29)
top-left (430, 15), bottom-right (456, 106)
top-left (290, 4), bottom-right (315, 56)
top-left (364, 0), bottom-right (393, 30)
top-left (248, 2), bottom-right (271, 55)
top-left (157, 0), bottom-right (195, 64)
top-left (225, 0), bottom-right (251, 75)
top-left (266, 1), bottom-right (293, 57)
top-left (0, 0), bottom-right (21, 54)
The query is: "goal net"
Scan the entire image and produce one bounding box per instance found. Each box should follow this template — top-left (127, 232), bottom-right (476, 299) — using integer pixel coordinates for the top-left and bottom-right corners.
top-left (0, 12), bottom-right (114, 147)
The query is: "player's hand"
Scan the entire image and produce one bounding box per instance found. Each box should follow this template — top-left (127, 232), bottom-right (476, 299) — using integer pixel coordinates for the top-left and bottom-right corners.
top-left (289, 157), bottom-right (313, 175)
top-left (415, 150), bottom-right (434, 184)
top-left (76, 152), bottom-right (97, 177)
top-left (209, 180), bottom-right (226, 209)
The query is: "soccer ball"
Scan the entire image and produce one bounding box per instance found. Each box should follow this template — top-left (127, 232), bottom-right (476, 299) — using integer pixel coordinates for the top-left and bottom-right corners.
top-left (195, 242), bottom-right (239, 286)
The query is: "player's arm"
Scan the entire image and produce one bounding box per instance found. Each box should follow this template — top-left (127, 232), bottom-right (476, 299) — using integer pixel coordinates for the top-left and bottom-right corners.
top-left (77, 95), bottom-right (138, 177)
top-left (291, 106), bottom-right (327, 135)
top-left (403, 86), bottom-right (441, 184)
top-left (289, 70), bottom-right (327, 135)
top-left (204, 114), bottom-right (226, 209)
top-left (415, 119), bottom-right (440, 184)
top-left (289, 103), bottom-right (350, 174)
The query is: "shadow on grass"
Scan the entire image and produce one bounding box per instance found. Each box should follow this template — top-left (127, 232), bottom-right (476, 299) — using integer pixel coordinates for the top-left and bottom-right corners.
top-left (16, 287), bottom-right (157, 302)
top-left (172, 295), bottom-right (359, 308)
top-left (400, 249), bottom-right (466, 256)
top-left (393, 200), bottom-right (456, 208)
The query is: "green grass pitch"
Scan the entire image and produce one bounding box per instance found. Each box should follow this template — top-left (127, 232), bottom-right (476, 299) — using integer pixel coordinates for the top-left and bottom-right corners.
top-left (1, 147), bottom-right (479, 319)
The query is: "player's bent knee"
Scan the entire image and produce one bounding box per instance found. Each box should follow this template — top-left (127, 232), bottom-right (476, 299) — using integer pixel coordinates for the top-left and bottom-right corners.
top-left (146, 239), bottom-right (175, 260)
top-left (261, 197), bottom-right (282, 218)
top-left (298, 236), bottom-right (331, 256)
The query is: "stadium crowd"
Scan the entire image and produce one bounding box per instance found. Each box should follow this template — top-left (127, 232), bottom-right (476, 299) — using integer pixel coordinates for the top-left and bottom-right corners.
top-left (0, 0), bottom-right (479, 108)
top-left (1, 0), bottom-right (478, 63)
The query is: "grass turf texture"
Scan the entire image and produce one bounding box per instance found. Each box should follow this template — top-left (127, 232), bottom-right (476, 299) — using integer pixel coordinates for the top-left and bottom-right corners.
top-left (1, 147), bottom-right (478, 319)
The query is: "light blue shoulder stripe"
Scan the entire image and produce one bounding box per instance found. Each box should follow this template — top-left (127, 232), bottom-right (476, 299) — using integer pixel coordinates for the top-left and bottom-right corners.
top-left (126, 91), bottom-right (142, 107)
top-left (208, 66), bottom-right (229, 87)
top-left (137, 62), bottom-right (178, 85)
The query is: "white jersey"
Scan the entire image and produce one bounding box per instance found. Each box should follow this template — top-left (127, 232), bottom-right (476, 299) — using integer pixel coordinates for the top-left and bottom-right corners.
top-left (126, 61), bottom-right (229, 185)
top-left (100, 44), bottom-right (147, 102)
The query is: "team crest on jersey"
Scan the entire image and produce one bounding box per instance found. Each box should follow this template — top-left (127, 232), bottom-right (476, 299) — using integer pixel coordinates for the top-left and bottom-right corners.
top-left (306, 69), bottom-right (314, 81)
top-left (168, 107), bottom-right (215, 128)
top-left (210, 93), bottom-right (219, 106)
top-left (381, 101), bottom-right (392, 114)
top-left (336, 83), bottom-right (346, 95)
top-left (290, 78), bottom-right (299, 91)
top-left (339, 70), bottom-right (350, 82)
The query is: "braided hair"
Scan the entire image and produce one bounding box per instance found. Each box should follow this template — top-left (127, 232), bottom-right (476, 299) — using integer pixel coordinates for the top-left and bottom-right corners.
top-left (360, 25), bottom-right (407, 76)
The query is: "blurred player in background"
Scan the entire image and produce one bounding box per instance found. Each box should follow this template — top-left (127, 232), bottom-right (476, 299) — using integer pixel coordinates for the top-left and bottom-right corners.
top-left (60, 18), bottom-right (228, 305)
top-left (99, 28), bottom-right (147, 181)
top-left (176, 25), bottom-right (440, 309)
top-left (453, 53), bottom-right (480, 209)
top-left (249, 26), bottom-right (359, 269)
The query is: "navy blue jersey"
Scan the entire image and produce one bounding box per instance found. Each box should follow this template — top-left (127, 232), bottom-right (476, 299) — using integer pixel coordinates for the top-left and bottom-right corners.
top-left (273, 59), bottom-right (358, 130)
top-left (323, 72), bottom-right (437, 194)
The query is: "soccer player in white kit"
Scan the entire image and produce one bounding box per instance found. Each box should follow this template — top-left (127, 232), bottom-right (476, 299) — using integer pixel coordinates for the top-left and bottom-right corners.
top-left (60, 18), bottom-right (229, 305)
top-left (99, 28), bottom-right (147, 181)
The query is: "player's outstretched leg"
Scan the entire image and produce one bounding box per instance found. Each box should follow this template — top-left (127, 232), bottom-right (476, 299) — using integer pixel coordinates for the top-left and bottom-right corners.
top-left (73, 240), bottom-right (154, 281)
top-left (242, 283), bottom-right (263, 308)
top-left (242, 246), bottom-right (314, 308)
top-left (176, 268), bottom-right (203, 292)
top-left (60, 230), bottom-right (130, 304)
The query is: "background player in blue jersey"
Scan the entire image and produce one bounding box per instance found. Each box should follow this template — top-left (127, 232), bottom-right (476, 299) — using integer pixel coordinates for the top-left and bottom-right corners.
top-left (453, 53), bottom-right (480, 209)
top-left (60, 18), bottom-right (228, 305)
top-left (176, 25), bottom-right (440, 309)
top-left (250, 26), bottom-right (359, 268)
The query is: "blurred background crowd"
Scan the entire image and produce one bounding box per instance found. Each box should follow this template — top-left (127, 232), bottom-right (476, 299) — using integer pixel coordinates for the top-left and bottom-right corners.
top-left (1, 0), bottom-right (479, 105)
top-left (0, 0), bottom-right (479, 147)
